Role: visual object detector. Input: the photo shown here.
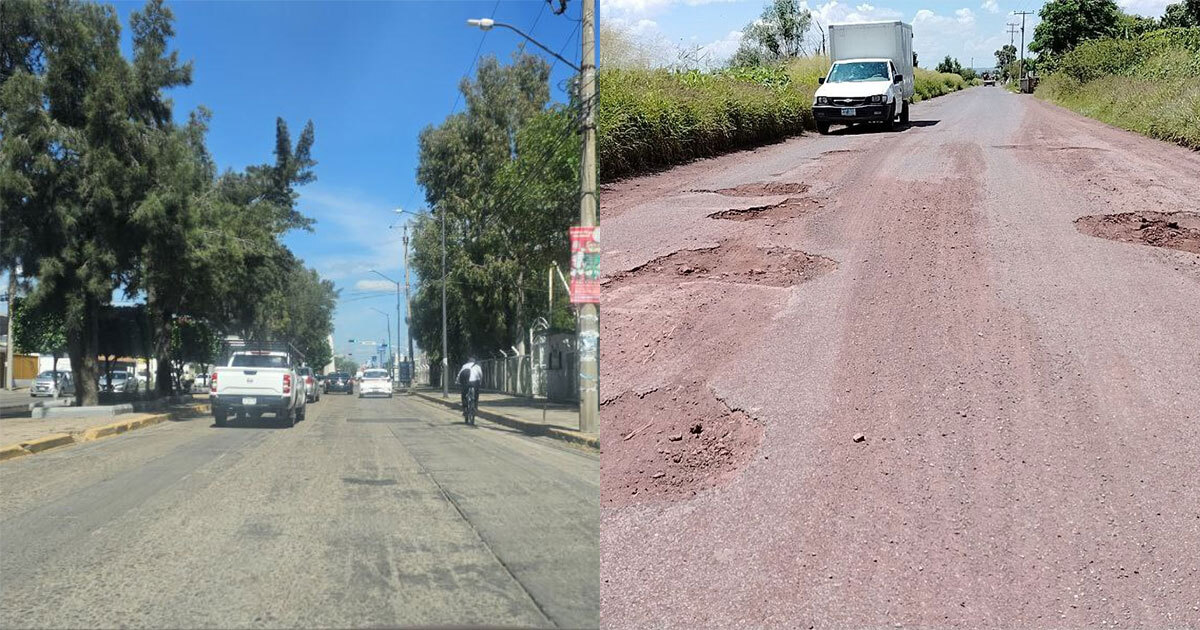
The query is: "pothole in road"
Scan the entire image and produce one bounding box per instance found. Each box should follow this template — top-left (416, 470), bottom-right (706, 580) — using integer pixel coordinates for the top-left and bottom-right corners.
top-left (601, 381), bottom-right (763, 507)
top-left (716, 181), bottom-right (810, 197)
top-left (607, 242), bottom-right (836, 289)
top-left (708, 196), bottom-right (822, 222)
top-left (1075, 211), bottom-right (1200, 255)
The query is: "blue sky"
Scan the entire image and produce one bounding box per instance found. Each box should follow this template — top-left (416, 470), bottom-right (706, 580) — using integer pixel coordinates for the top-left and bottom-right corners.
top-left (101, 0), bottom-right (586, 364)
top-left (601, 0), bottom-right (1174, 70)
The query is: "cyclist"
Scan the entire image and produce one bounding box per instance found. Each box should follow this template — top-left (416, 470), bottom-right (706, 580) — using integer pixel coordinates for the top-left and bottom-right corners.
top-left (456, 357), bottom-right (482, 421)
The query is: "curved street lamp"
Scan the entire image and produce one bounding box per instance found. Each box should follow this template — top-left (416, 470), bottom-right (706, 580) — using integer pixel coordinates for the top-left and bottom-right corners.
top-left (466, 18), bottom-right (581, 72)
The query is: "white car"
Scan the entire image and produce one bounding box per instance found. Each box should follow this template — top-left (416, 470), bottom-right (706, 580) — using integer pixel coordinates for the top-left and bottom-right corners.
top-left (358, 368), bottom-right (393, 398)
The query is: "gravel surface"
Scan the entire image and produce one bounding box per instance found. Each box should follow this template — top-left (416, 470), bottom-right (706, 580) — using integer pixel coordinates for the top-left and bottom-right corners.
top-left (1, 393), bottom-right (598, 628)
top-left (600, 87), bottom-right (1200, 628)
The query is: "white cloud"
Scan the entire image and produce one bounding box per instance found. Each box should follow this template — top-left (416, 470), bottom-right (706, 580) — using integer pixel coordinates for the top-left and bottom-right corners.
top-left (981, 0), bottom-right (999, 13)
top-left (810, 1), bottom-right (903, 26)
top-left (353, 279), bottom-right (397, 292)
top-left (696, 30), bottom-right (745, 67)
top-left (856, 3), bottom-right (875, 11)
top-left (601, 0), bottom-right (740, 18)
top-left (954, 8), bottom-right (976, 23)
top-left (1117, 0), bottom-right (1173, 16)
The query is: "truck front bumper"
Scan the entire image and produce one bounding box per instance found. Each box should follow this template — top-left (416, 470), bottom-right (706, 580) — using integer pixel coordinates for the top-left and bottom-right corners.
top-left (813, 104), bottom-right (891, 124)
top-left (212, 394), bottom-right (290, 415)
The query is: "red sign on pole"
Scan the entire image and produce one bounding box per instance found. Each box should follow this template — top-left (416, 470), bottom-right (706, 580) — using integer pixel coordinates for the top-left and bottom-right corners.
top-left (569, 226), bottom-right (600, 304)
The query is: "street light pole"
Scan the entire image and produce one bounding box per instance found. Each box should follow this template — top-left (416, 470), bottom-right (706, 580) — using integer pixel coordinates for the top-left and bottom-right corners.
top-left (403, 226), bottom-right (414, 394)
top-left (440, 205), bottom-right (448, 398)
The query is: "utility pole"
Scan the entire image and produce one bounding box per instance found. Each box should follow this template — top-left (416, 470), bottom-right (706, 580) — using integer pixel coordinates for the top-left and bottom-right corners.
top-left (577, 0), bottom-right (598, 434)
top-left (403, 225), bottom-right (414, 393)
top-left (1014, 11), bottom-right (1033, 80)
top-left (4, 268), bottom-right (15, 390)
top-left (1007, 24), bottom-right (1018, 47)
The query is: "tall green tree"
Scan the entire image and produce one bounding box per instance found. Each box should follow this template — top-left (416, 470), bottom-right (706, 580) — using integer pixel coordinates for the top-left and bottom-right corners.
top-left (1162, 0), bottom-right (1200, 26)
top-left (936, 55), bottom-right (964, 74)
top-left (1029, 0), bottom-right (1121, 55)
top-left (730, 0), bottom-right (814, 67)
top-left (410, 50), bottom-right (577, 376)
top-left (995, 44), bottom-right (1017, 71)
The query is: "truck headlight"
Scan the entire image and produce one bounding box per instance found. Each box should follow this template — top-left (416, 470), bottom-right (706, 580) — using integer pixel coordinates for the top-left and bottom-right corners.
top-left (816, 96), bottom-right (829, 105)
top-left (871, 94), bottom-right (884, 103)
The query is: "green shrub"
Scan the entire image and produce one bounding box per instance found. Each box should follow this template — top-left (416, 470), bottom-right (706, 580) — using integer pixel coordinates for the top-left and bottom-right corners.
top-left (598, 57), bottom-right (975, 181)
top-left (1037, 27), bottom-right (1200, 149)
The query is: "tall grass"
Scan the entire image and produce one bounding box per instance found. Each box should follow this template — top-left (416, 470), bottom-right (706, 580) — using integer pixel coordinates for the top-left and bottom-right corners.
top-left (1036, 28), bottom-right (1200, 149)
top-left (599, 56), bottom-right (975, 181)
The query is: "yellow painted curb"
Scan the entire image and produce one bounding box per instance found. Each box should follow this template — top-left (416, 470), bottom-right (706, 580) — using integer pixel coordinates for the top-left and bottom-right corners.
top-left (0, 444), bottom-right (29, 462)
top-left (20, 433), bottom-right (76, 454)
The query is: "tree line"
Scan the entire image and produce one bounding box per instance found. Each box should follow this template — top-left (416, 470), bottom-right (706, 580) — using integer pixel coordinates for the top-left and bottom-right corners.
top-left (994, 0), bottom-right (1199, 78)
top-left (408, 50), bottom-right (580, 381)
top-left (0, 0), bottom-right (336, 404)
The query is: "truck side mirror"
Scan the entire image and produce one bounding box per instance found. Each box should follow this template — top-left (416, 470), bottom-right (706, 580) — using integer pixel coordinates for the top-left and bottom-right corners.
top-left (894, 75), bottom-right (903, 84)
top-left (818, 77), bottom-right (825, 84)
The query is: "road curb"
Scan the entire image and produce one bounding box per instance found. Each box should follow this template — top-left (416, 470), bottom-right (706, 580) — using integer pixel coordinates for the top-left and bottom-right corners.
top-left (0, 402), bottom-right (210, 462)
top-left (412, 392), bottom-right (599, 450)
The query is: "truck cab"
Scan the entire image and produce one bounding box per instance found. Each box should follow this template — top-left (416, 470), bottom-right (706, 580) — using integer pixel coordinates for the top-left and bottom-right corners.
top-left (813, 21), bottom-right (915, 134)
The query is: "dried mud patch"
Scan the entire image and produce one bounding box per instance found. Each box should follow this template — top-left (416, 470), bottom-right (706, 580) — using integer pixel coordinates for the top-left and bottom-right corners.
top-left (601, 381), bottom-right (764, 506)
top-left (607, 242), bottom-right (836, 290)
top-left (1075, 211), bottom-right (1200, 255)
top-left (708, 196), bottom-right (823, 222)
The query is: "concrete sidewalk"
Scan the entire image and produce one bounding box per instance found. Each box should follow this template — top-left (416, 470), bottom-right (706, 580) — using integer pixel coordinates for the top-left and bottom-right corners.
top-left (410, 388), bottom-right (597, 450)
top-left (1, 402), bottom-right (209, 462)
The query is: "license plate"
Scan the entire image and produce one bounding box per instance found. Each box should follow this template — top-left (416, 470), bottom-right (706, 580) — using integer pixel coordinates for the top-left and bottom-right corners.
top-left (841, 107), bottom-right (855, 116)
top-left (242, 397), bottom-right (256, 406)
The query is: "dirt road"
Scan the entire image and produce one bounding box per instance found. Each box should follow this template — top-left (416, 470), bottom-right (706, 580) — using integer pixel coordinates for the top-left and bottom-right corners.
top-left (600, 87), bottom-right (1200, 628)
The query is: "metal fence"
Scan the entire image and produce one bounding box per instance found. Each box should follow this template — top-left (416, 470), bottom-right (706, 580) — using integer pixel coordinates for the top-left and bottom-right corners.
top-left (472, 332), bottom-right (579, 404)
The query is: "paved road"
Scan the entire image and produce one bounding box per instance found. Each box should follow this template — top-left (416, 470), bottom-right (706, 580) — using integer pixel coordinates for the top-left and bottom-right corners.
top-left (601, 87), bottom-right (1200, 628)
top-left (1, 393), bottom-right (598, 628)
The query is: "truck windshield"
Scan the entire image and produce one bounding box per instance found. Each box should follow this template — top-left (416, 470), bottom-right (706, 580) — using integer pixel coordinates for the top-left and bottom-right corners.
top-left (827, 61), bottom-right (890, 83)
top-left (230, 354), bottom-right (289, 368)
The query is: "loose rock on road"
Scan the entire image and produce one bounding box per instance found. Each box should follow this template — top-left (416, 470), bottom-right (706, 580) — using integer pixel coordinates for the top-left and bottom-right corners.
top-left (0, 392), bottom-right (598, 628)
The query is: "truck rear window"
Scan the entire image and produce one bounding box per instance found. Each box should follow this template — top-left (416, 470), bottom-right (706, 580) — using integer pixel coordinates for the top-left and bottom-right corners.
top-left (230, 354), bottom-right (289, 368)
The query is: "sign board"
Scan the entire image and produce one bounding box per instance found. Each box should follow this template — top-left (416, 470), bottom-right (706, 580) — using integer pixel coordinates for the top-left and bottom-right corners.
top-left (569, 226), bottom-right (600, 304)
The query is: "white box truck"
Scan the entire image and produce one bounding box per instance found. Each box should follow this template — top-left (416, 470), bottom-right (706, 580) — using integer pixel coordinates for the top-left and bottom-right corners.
top-left (813, 20), bottom-right (915, 134)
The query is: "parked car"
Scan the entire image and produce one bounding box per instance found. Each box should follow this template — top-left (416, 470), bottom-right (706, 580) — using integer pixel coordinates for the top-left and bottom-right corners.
top-left (324, 371), bottom-right (353, 394)
top-left (210, 343), bottom-right (306, 427)
top-left (297, 366), bottom-right (320, 403)
top-left (31, 370), bottom-right (74, 398)
top-left (190, 373), bottom-right (211, 393)
top-left (98, 371), bottom-right (139, 393)
top-left (358, 368), bottom-right (393, 398)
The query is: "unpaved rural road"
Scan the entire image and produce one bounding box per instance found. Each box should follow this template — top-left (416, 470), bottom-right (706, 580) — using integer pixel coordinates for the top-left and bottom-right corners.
top-left (1, 393), bottom-right (597, 628)
top-left (600, 87), bottom-right (1200, 628)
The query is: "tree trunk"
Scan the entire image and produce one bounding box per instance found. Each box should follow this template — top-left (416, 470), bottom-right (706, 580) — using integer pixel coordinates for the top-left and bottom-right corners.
top-left (4, 268), bottom-right (15, 390)
top-left (69, 295), bottom-right (101, 406)
top-left (149, 291), bottom-right (175, 398)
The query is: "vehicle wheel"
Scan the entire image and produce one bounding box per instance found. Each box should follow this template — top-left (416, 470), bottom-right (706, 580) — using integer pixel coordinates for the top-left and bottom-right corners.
top-left (900, 100), bottom-right (910, 124)
top-left (214, 410), bottom-right (227, 427)
top-left (816, 122), bottom-right (830, 135)
top-left (883, 104), bottom-right (896, 131)
top-left (296, 405), bottom-right (306, 423)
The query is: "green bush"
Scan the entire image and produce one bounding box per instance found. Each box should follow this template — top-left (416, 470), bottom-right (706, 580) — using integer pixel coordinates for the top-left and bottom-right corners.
top-left (598, 57), bottom-right (974, 181)
top-left (1037, 27), bottom-right (1200, 148)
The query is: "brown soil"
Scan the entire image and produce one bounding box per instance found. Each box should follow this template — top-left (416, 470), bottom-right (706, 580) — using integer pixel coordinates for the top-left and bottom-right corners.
top-left (708, 196), bottom-right (823, 222)
top-left (606, 242), bottom-right (836, 290)
top-left (1075, 211), bottom-right (1200, 255)
top-left (705, 181), bottom-right (811, 197)
top-left (601, 381), bottom-right (763, 504)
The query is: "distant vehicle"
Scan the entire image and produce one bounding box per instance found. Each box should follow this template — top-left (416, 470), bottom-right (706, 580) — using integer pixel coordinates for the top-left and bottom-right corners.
top-left (31, 370), bottom-right (74, 398)
top-left (813, 20), bottom-right (915, 134)
top-left (324, 371), bottom-right (353, 394)
top-left (190, 373), bottom-right (211, 393)
top-left (297, 366), bottom-right (321, 403)
top-left (984, 73), bottom-right (996, 86)
top-left (358, 368), bottom-right (393, 398)
top-left (210, 342), bottom-right (306, 427)
top-left (98, 371), bottom-right (138, 393)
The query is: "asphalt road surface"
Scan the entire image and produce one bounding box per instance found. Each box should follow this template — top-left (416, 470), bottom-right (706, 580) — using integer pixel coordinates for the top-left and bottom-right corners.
top-left (1, 392), bottom-right (598, 628)
top-left (600, 87), bottom-right (1200, 628)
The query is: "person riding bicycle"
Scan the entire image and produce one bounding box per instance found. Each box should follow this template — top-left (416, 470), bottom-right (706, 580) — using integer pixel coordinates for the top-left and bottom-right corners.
top-left (456, 357), bottom-right (482, 415)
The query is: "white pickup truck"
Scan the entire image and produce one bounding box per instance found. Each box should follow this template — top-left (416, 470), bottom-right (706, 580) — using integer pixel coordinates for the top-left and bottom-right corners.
top-left (813, 20), bottom-right (915, 134)
top-left (209, 346), bottom-right (306, 427)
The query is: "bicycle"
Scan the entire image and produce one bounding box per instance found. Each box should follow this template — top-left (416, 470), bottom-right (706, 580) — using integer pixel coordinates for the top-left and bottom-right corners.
top-left (462, 385), bottom-right (477, 425)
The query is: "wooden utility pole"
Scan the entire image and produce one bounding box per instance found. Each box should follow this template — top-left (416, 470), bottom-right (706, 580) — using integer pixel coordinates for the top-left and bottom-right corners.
top-left (1014, 11), bottom-right (1033, 80)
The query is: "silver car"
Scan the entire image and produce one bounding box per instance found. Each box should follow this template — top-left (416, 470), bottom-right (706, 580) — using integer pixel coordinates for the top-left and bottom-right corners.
top-left (98, 371), bottom-right (139, 393)
top-left (31, 370), bottom-right (75, 397)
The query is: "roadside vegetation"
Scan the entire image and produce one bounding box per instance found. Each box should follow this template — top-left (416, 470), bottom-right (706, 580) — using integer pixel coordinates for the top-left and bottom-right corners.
top-left (1011, 0), bottom-right (1200, 148)
top-left (0, 0), bottom-right (337, 403)
top-left (597, 0), bottom-right (976, 181)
